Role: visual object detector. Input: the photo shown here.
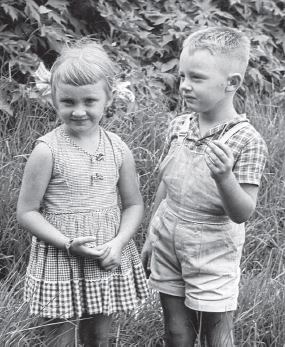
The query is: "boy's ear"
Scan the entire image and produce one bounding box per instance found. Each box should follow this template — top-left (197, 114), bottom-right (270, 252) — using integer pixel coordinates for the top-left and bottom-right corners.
top-left (226, 73), bottom-right (243, 92)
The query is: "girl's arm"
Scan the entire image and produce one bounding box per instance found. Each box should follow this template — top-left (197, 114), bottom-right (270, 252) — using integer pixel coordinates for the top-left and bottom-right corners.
top-left (17, 142), bottom-right (109, 258)
top-left (99, 143), bottom-right (144, 271)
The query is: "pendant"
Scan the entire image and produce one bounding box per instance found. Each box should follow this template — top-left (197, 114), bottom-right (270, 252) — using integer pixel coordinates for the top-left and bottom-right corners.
top-left (91, 173), bottom-right (104, 185)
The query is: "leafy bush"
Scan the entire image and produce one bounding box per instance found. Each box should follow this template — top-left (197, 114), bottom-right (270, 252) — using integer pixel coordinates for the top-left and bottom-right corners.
top-left (0, 0), bottom-right (285, 115)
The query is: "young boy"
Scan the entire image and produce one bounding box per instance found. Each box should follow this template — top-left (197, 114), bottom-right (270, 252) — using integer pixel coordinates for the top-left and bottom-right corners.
top-left (141, 27), bottom-right (267, 346)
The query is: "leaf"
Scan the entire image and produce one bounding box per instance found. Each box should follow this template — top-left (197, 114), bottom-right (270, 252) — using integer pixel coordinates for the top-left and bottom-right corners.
top-left (25, 0), bottom-right (40, 23)
top-left (144, 11), bottom-right (169, 26)
top-left (174, 20), bottom-right (189, 32)
top-left (39, 5), bottom-right (52, 14)
top-left (1, 4), bottom-right (20, 22)
top-left (155, 72), bottom-right (178, 88)
top-left (0, 89), bottom-right (13, 116)
top-left (161, 59), bottom-right (179, 72)
top-left (46, 0), bottom-right (69, 12)
top-left (162, 34), bottom-right (174, 47)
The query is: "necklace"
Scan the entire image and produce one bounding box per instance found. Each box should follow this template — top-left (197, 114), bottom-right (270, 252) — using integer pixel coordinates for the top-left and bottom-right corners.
top-left (60, 127), bottom-right (105, 186)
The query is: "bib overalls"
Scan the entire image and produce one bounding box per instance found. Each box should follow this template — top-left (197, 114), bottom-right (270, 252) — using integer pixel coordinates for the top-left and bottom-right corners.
top-left (149, 116), bottom-right (246, 312)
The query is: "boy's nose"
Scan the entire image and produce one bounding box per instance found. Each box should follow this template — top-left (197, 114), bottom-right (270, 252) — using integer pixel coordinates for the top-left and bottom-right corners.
top-left (180, 80), bottom-right (192, 92)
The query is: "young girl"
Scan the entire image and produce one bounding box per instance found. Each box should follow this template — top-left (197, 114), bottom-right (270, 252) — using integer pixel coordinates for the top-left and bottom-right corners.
top-left (17, 38), bottom-right (148, 346)
top-left (141, 27), bottom-right (267, 346)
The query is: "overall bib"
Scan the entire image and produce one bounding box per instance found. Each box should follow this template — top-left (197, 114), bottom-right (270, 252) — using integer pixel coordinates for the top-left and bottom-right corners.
top-left (149, 116), bottom-right (247, 312)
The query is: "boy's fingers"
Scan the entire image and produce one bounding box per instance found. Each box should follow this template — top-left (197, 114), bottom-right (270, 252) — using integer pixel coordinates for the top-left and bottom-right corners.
top-left (211, 140), bottom-right (233, 158)
top-left (206, 157), bottom-right (216, 167)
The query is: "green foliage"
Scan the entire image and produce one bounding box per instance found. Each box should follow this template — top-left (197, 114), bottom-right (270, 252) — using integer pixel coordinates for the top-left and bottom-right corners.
top-left (94, 0), bottom-right (285, 102)
top-left (0, 0), bottom-right (285, 113)
top-left (0, 0), bottom-right (85, 76)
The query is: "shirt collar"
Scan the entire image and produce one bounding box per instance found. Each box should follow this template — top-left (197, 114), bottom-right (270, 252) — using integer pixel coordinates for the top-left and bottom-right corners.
top-left (188, 113), bottom-right (249, 141)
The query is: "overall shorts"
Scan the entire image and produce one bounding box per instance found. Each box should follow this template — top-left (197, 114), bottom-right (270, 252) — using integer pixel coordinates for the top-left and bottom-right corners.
top-left (149, 117), bottom-right (247, 312)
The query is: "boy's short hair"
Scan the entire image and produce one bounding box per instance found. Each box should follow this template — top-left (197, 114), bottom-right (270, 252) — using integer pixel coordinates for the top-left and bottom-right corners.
top-left (183, 26), bottom-right (250, 77)
top-left (50, 38), bottom-right (115, 106)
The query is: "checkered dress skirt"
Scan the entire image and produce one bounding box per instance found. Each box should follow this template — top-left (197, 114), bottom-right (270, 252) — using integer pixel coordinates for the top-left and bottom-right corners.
top-left (24, 126), bottom-right (149, 319)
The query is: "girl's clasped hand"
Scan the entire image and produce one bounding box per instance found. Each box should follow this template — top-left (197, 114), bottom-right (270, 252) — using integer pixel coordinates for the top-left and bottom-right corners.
top-left (69, 237), bottom-right (123, 271)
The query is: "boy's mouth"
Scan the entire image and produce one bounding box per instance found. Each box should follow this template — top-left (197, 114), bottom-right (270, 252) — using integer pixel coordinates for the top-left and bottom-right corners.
top-left (183, 95), bottom-right (196, 101)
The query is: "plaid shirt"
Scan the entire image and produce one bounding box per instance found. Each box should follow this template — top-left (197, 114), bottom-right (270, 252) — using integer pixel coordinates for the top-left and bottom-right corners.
top-left (162, 113), bottom-right (268, 186)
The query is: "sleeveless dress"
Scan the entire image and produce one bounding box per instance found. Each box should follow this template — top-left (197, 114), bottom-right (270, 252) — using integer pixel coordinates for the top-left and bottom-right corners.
top-left (24, 125), bottom-right (148, 319)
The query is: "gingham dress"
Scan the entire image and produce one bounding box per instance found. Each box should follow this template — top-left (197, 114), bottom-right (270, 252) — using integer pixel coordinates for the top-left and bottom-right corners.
top-left (24, 126), bottom-right (148, 319)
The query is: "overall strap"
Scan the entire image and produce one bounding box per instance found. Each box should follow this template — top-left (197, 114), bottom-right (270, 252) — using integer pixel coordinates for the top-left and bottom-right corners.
top-left (177, 114), bottom-right (192, 144)
top-left (219, 122), bottom-right (248, 144)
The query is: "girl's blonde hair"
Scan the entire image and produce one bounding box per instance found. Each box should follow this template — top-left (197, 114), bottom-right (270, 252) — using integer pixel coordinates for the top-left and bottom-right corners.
top-left (183, 26), bottom-right (250, 76)
top-left (50, 38), bottom-right (115, 106)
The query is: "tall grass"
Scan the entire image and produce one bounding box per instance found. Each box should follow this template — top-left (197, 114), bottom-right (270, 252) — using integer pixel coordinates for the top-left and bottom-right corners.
top-left (1, 91), bottom-right (285, 345)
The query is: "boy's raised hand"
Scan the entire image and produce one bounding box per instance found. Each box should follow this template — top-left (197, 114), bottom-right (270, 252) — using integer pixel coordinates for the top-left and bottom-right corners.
top-left (205, 140), bottom-right (235, 181)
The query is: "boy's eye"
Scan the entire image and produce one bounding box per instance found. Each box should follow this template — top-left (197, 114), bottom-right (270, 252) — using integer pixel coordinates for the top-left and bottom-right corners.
top-left (61, 99), bottom-right (73, 105)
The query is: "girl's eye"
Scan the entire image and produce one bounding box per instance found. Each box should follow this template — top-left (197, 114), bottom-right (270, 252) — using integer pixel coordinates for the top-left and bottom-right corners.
top-left (85, 99), bottom-right (97, 104)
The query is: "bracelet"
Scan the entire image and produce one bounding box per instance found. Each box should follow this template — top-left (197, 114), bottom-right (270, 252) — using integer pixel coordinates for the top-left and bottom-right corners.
top-left (65, 238), bottom-right (74, 256)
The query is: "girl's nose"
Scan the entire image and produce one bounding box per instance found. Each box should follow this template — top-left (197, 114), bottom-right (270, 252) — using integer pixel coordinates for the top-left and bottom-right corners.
top-left (72, 107), bottom-right (86, 117)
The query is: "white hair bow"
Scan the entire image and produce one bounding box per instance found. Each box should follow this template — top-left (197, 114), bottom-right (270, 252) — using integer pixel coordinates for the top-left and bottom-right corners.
top-left (34, 62), bottom-right (52, 97)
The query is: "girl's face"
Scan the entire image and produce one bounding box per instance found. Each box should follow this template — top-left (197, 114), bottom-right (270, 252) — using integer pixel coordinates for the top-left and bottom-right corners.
top-left (55, 80), bottom-right (110, 136)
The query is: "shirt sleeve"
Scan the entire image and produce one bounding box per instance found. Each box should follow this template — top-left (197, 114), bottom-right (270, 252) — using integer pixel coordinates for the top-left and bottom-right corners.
top-left (233, 134), bottom-right (268, 186)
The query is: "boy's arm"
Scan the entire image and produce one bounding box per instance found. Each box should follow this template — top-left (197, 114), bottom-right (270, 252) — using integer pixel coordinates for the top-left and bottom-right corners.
top-left (141, 180), bottom-right (167, 275)
top-left (205, 140), bottom-right (259, 223)
top-left (148, 180), bottom-right (167, 232)
top-left (216, 179), bottom-right (258, 223)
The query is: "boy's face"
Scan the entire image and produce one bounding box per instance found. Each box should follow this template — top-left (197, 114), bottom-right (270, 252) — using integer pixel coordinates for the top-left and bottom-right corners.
top-left (179, 48), bottom-right (230, 115)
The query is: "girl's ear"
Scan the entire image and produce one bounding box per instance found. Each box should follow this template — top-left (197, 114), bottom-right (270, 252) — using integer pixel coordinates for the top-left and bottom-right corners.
top-left (226, 73), bottom-right (243, 92)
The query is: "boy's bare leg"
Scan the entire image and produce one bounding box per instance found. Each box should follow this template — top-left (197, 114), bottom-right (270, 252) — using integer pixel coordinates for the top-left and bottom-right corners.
top-left (200, 310), bottom-right (234, 347)
top-left (159, 292), bottom-right (198, 347)
top-left (43, 318), bottom-right (76, 346)
top-left (79, 313), bottom-right (113, 347)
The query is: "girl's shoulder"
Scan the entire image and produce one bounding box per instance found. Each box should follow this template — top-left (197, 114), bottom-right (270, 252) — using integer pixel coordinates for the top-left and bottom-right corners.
top-left (34, 127), bottom-right (62, 154)
top-left (102, 129), bottom-right (126, 168)
top-left (103, 129), bottom-right (125, 149)
top-left (36, 127), bottom-right (61, 145)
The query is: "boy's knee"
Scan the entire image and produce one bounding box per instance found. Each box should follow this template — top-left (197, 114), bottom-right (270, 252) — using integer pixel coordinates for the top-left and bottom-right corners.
top-left (164, 321), bottom-right (197, 346)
